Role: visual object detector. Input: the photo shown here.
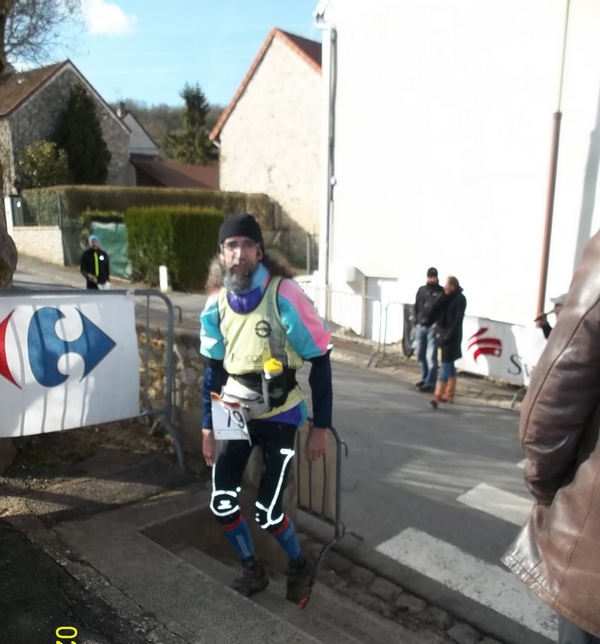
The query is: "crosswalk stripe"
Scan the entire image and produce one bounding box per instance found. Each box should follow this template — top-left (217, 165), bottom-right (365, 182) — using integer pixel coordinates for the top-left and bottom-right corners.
top-left (456, 483), bottom-right (533, 527)
top-left (376, 528), bottom-right (558, 640)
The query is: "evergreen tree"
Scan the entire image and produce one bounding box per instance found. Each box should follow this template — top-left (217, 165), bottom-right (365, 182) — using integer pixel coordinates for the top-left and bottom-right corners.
top-left (54, 84), bottom-right (111, 184)
top-left (163, 83), bottom-right (216, 164)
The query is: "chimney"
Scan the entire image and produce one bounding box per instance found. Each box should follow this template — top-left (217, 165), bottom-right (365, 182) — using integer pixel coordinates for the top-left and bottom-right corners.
top-left (117, 101), bottom-right (126, 117)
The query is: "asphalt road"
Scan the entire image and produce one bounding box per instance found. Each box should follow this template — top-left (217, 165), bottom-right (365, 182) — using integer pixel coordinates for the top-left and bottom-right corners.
top-left (299, 361), bottom-right (557, 641)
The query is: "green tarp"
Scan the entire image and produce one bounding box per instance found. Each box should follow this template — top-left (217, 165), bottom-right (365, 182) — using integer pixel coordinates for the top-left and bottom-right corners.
top-left (89, 221), bottom-right (132, 279)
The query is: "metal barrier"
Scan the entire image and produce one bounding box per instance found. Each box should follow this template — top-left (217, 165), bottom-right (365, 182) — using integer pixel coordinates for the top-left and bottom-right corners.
top-left (1, 288), bottom-right (185, 472)
top-left (135, 289), bottom-right (185, 472)
top-left (295, 418), bottom-right (347, 583)
top-left (377, 301), bottom-right (406, 357)
top-left (297, 282), bottom-right (382, 343)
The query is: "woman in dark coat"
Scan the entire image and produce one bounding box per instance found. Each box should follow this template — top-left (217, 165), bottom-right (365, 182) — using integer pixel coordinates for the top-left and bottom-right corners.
top-left (431, 276), bottom-right (467, 408)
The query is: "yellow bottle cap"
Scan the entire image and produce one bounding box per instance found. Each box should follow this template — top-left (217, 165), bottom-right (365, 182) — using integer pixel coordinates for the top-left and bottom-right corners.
top-left (264, 358), bottom-right (283, 374)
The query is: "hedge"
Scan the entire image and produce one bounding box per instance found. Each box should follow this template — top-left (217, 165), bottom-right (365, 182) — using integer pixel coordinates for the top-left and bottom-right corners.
top-left (125, 205), bottom-right (225, 291)
top-left (21, 186), bottom-right (273, 229)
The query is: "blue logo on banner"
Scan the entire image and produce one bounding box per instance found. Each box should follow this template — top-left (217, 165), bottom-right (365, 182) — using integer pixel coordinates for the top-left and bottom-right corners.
top-left (27, 308), bottom-right (116, 387)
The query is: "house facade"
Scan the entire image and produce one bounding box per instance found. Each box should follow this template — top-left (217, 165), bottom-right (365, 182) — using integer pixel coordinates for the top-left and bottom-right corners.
top-left (316, 0), bottom-right (600, 329)
top-left (211, 28), bottom-right (322, 255)
top-left (116, 102), bottom-right (159, 159)
top-left (0, 61), bottom-right (132, 194)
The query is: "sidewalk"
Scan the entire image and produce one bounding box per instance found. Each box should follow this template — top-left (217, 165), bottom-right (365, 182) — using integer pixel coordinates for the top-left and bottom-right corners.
top-left (0, 518), bottom-right (152, 644)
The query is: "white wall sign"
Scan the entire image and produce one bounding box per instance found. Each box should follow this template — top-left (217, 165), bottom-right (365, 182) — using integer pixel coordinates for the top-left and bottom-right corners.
top-left (0, 293), bottom-right (140, 437)
top-left (456, 316), bottom-right (547, 387)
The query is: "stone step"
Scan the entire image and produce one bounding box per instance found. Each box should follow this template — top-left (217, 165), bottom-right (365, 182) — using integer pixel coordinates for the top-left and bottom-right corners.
top-left (177, 546), bottom-right (425, 644)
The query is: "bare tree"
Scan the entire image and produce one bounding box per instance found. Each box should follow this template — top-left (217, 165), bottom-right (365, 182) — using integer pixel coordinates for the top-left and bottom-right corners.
top-left (1, 0), bottom-right (81, 76)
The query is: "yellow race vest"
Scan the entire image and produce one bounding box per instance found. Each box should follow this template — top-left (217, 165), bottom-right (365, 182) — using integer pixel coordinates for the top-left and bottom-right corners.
top-left (217, 276), bottom-right (304, 418)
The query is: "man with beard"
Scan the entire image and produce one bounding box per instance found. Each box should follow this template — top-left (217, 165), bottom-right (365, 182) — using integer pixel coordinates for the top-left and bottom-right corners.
top-left (199, 213), bottom-right (332, 607)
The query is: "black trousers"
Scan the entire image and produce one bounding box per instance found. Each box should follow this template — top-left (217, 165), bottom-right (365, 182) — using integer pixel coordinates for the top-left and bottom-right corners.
top-left (210, 419), bottom-right (297, 532)
top-left (559, 616), bottom-right (600, 644)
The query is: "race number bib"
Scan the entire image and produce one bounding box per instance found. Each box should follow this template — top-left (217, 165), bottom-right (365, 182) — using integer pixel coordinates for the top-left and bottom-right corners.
top-left (210, 393), bottom-right (251, 442)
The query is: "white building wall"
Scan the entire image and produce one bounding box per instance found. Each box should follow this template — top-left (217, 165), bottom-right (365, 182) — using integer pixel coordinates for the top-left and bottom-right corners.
top-left (219, 36), bottom-right (321, 235)
top-left (324, 0), bottom-right (600, 325)
top-left (123, 113), bottom-right (159, 157)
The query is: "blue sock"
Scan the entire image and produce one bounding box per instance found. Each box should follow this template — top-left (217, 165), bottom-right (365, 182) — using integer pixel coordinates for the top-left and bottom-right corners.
top-left (222, 517), bottom-right (255, 561)
top-left (272, 516), bottom-right (302, 561)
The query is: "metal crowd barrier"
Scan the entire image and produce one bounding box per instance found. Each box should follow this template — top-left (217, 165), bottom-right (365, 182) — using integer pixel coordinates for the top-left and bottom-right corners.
top-left (135, 289), bottom-right (185, 472)
top-left (295, 418), bottom-right (347, 583)
top-left (297, 282), bottom-right (383, 343)
top-left (377, 301), bottom-right (407, 357)
top-left (2, 288), bottom-right (185, 472)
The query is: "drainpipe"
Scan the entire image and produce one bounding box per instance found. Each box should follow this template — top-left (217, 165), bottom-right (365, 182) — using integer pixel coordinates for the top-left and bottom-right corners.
top-left (537, 0), bottom-right (570, 316)
top-left (314, 0), bottom-right (337, 298)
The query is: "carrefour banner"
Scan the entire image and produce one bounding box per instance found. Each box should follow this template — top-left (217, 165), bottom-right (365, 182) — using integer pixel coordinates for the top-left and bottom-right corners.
top-left (0, 293), bottom-right (140, 437)
top-left (456, 316), bottom-right (547, 387)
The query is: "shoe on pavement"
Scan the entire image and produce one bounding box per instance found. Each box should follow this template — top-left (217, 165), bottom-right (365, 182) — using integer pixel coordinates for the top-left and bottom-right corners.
top-left (414, 380), bottom-right (425, 389)
top-left (231, 557), bottom-right (269, 597)
top-left (418, 385), bottom-right (435, 393)
top-left (286, 555), bottom-right (314, 608)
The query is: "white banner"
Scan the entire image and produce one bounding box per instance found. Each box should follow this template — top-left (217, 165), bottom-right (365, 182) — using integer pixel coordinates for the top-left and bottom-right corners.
top-left (456, 316), bottom-right (548, 386)
top-left (0, 293), bottom-right (140, 437)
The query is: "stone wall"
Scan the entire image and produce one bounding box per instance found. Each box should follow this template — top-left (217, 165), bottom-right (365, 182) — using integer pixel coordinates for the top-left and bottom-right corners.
top-left (139, 326), bottom-right (203, 456)
top-left (219, 35), bottom-right (321, 255)
top-left (7, 65), bottom-right (131, 190)
top-left (11, 226), bottom-right (64, 265)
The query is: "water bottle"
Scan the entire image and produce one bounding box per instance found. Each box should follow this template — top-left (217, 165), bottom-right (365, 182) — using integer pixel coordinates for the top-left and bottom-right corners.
top-left (262, 358), bottom-right (286, 408)
top-left (263, 358), bottom-right (283, 380)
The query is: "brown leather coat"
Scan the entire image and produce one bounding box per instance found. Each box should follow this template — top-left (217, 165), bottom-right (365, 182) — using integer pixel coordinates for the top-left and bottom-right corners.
top-left (502, 231), bottom-right (600, 637)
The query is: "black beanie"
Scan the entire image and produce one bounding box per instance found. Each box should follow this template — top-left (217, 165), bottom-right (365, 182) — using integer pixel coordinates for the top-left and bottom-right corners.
top-left (218, 213), bottom-right (264, 247)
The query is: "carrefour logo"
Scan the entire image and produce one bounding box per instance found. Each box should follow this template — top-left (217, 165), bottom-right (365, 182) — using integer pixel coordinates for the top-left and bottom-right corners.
top-left (0, 307), bottom-right (116, 388)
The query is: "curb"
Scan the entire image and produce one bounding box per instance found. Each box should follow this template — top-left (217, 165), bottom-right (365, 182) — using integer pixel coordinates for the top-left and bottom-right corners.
top-left (297, 511), bottom-right (552, 644)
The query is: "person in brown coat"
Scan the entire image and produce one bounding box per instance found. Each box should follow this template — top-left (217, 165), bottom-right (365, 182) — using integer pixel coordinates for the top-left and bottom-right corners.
top-left (431, 276), bottom-right (466, 408)
top-left (502, 231), bottom-right (600, 644)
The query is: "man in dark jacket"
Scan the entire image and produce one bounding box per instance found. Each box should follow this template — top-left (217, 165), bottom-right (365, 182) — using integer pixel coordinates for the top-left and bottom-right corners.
top-left (80, 235), bottom-right (110, 290)
top-left (502, 231), bottom-right (600, 644)
top-left (431, 276), bottom-right (466, 408)
top-left (413, 267), bottom-right (445, 392)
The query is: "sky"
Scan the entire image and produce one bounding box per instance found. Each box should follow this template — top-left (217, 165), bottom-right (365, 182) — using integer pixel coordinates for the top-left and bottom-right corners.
top-left (56, 0), bottom-right (322, 108)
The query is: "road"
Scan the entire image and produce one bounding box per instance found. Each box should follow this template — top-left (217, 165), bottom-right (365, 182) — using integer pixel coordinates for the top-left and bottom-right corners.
top-left (300, 362), bottom-right (556, 642)
top-left (10, 262), bottom-right (206, 330)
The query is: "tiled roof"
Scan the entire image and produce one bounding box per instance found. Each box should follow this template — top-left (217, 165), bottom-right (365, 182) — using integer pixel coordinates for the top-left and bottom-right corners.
top-left (210, 28), bottom-right (322, 140)
top-left (131, 157), bottom-right (219, 189)
top-left (279, 30), bottom-right (322, 69)
top-left (0, 62), bottom-right (66, 117)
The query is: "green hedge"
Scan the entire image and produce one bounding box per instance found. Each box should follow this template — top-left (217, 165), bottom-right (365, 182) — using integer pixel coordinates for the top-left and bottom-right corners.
top-left (125, 205), bottom-right (225, 291)
top-left (21, 186), bottom-right (272, 229)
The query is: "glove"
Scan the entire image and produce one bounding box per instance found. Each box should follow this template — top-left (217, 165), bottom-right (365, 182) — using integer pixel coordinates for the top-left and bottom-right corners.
top-left (87, 274), bottom-right (98, 284)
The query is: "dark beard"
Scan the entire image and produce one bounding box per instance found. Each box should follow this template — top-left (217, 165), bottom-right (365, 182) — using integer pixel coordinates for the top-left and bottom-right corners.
top-left (223, 262), bottom-right (255, 293)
